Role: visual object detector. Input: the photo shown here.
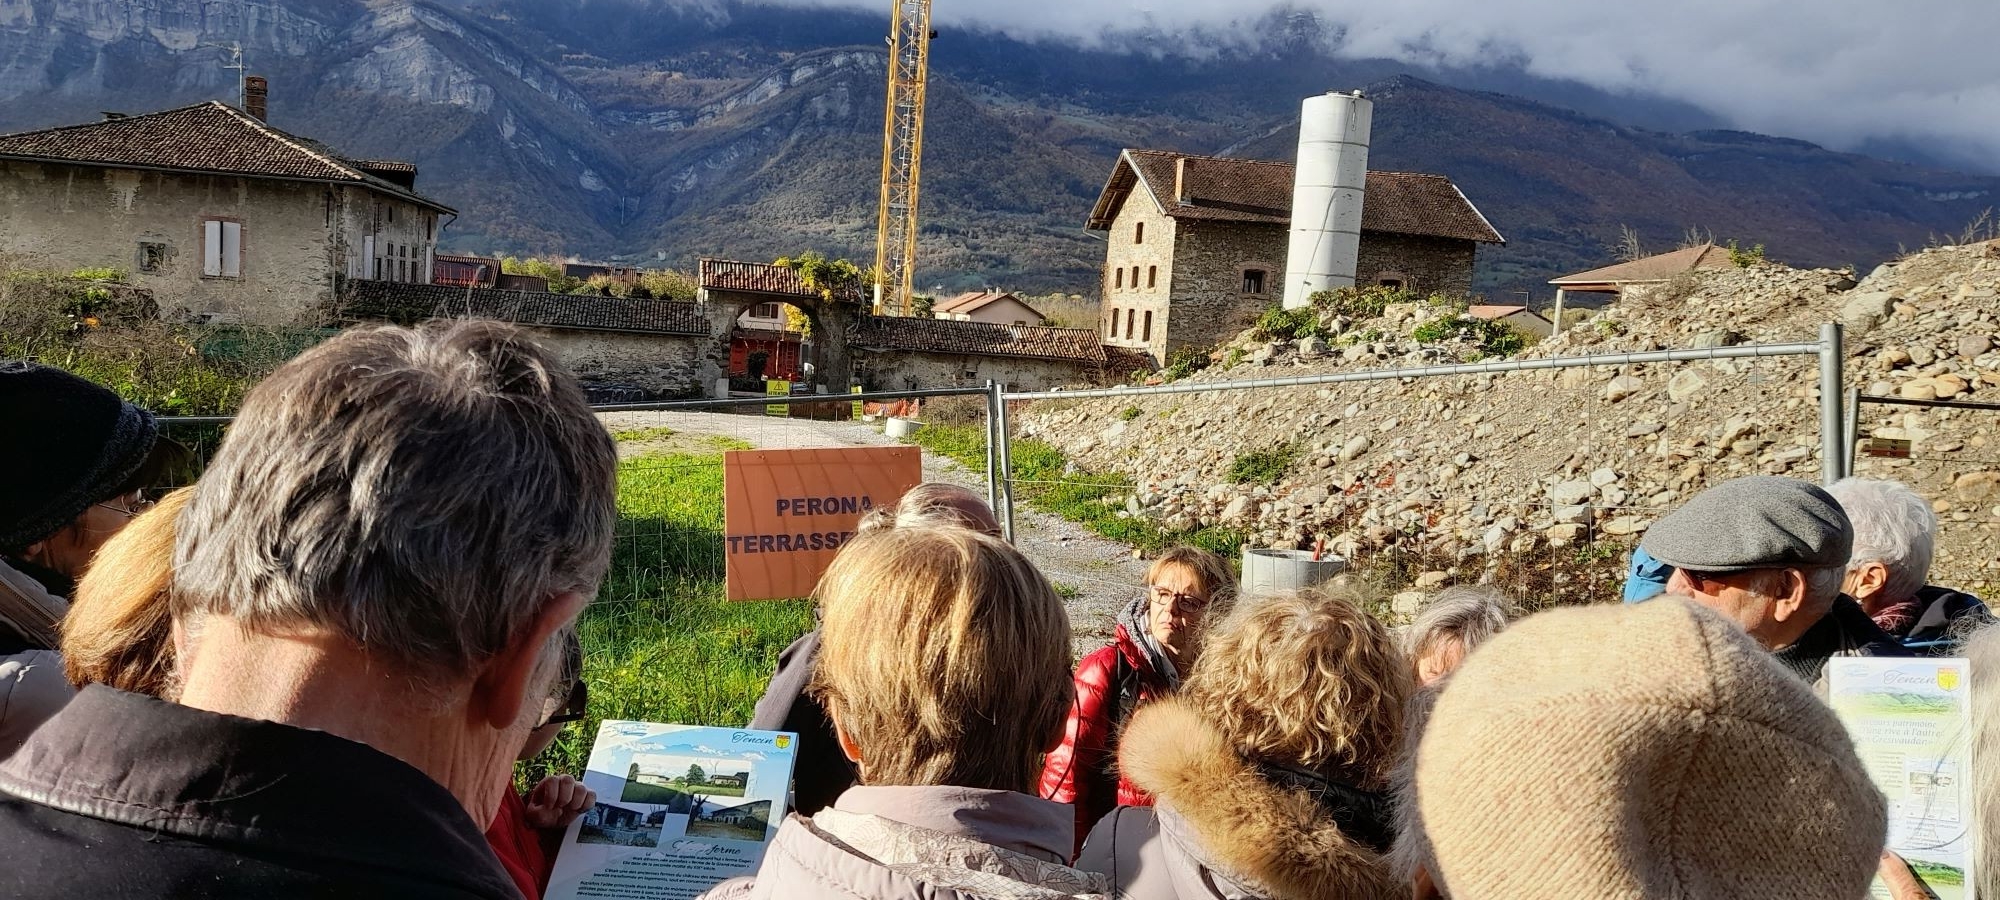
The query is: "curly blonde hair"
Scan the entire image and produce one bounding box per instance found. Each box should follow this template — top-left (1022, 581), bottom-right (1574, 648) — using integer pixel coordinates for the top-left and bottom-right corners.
top-left (1182, 587), bottom-right (1410, 787)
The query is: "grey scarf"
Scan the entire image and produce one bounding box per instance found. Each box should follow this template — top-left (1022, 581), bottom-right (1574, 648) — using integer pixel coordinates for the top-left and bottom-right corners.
top-left (1116, 595), bottom-right (1180, 686)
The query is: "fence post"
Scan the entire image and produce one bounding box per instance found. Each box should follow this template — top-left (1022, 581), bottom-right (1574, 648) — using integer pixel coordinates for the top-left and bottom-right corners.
top-left (1844, 385), bottom-right (1861, 478)
top-left (992, 383), bottom-right (1017, 544)
top-left (984, 380), bottom-right (1002, 517)
top-left (1819, 321), bottom-right (1846, 485)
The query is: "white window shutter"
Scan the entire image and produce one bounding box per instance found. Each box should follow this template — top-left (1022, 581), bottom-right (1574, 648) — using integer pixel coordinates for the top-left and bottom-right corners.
top-left (203, 221), bottom-right (222, 276)
top-left (361, 236), bottom-right (374, 278)
top-left (221, 222), bottom-right (242, 277)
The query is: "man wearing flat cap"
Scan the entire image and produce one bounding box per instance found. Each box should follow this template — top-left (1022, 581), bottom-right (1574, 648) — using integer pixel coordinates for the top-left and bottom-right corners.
top-left (1642, 475), bottom-right (1908, 683)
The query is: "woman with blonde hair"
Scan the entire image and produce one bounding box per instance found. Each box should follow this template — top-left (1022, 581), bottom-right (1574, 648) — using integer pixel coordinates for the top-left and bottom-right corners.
top-left (704, 527), bottom-right (1109, 899)
top-left (60, 486), bottom-right (192, 698)
top-left (1078, 588), bottom-right (1409, 899)
top-left (1042, 545), bottom-right (1236, 857)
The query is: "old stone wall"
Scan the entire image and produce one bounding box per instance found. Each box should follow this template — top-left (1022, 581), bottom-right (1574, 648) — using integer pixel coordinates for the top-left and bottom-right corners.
top-left (1355, 233), bottom-right (1477, 297)
top-left (1164, 220), bottom-right (1284, 357)
top-left (857, 350), bottom-right (1099, 393)
top-left (526, 327), bottom-right (708, 398)
top-left (1101, 193), bottom-right (1179, 357)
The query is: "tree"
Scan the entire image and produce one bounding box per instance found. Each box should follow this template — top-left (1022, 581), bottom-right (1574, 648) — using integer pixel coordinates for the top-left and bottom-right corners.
top-left (1614, 225), bottom-right (1645, 262)
top-left (686, 763), bottom-right (706, 785)
top-left (773, 251), bottom-right (864, 301)
top-left (911, 295), bottom-right (935, 317)
top-left (627, 762), bottom-right (640, 783)
top-left (640, 269), bottom-right (699, 302)
top-left (783, 304), bottom-right (812, 337)
top-left (502, 255), bottom-right (583, 294)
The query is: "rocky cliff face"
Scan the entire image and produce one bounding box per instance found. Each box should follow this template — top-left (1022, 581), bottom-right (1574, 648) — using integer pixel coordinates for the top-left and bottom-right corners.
top-left (1, 0), bottom-right (1997, 296)
top-left (1019, 242), bottom-right (2000, 606)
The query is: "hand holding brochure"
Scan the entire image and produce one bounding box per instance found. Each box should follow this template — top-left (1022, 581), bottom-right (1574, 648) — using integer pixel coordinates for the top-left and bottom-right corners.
top-left (545, 722), bottom-right (797, 900)
top-left (1827, 657), bottom-right (1977, 900)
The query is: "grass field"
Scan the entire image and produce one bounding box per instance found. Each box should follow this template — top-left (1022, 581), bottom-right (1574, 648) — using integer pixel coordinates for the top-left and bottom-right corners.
top-left (530, 442), bottom-right (815, 783)
top-left (904, 422), bottom-right (1243, 559)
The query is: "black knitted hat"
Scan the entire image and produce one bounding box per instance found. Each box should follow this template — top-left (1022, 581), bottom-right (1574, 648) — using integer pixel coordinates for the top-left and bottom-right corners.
top-left (0, 361), bottom-right (160, 551)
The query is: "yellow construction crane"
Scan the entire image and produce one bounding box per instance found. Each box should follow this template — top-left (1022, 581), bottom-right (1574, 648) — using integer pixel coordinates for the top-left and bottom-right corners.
top-left (872, 0), bottom-right (932, 315)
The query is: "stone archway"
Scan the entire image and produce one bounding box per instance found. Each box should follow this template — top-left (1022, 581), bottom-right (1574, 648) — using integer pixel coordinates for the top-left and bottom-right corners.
top-left (698, 261), bottom-right (865, 396)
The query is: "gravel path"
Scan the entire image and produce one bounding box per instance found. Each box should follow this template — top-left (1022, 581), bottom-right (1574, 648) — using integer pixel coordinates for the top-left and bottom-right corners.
top-left (598, 410), bottom-right (1146, 656)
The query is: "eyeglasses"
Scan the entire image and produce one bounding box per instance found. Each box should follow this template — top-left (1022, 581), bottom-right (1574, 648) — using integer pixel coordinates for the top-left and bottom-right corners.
top-left (537, 679), bottom-right (589, 728)
top-left (1148, 585), bottom-right (1209, 615)
top-left (94, 497), bottom-right (156, 519)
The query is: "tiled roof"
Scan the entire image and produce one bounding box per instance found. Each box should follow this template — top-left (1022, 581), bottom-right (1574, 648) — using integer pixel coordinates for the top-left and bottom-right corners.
top-left (933, 291), bottom-right (1044, 319)
top-left (1088, 149), bottom-right (1503, 244)
top-left (337, 280), bottom-right (709, 336)
top-left (0, 102), bottom-right (451, 213)
top-left (1548, 243), bottom-right (1733, 286)
top-left (854, 317), bottom-right (1107, 364)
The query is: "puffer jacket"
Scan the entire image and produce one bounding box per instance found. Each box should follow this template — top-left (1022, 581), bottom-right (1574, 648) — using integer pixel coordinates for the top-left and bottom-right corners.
top-left (1038, 621), bottom-right (1173, 857)
top-left (1076, 698), bottom-right (1400, 900)
top-left (699, 785), bottom-right (1110, 900)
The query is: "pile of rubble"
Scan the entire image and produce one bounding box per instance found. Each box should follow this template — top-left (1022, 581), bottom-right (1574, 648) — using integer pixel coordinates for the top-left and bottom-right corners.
top-left (1018, 241), bottom-right (2000, 601)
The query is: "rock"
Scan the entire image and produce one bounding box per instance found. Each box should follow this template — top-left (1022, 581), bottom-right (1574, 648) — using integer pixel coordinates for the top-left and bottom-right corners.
top-left (1667, 370), bottom-right (1709, 403)
top-left (1549, 480), bottom-right (1595, 506)
top-left (1220, 495), bottom-right (1251, 521)
top-left (1482, 525), bottom-right (1507, 553)
top-left (1954, 472), bottom-right (2000, 502)
top-left (1626, 422), bottom-right (1664, 438)
top-left (1589, 467), bottom-right (1620, 488)
top-left (1933, 373), bottom-right (1970, 396)
top-left (1909, 345), bottom-right (1937, 367)
top-left (1552, 504), bottom-right (1592, 525)
top-left (1413, 570), bottom-right (1451, 590)
top-left (1879, 349), bottom-right (1913, 369)
top-left (1601, 516), bottom-right (1648, 536)
top-left (1603, 375), bottom-right (1645, 403)
top-left (1125, 495), bottom-right (1143, 516)
top-left (1958, 335), bottom-right (1993, 358)
top-left (1841, 291), bottom-right (1897, 326)
top-left (1339, 435), bottom-right (1372, 463)
top-left (1298, 335), bottom-right (1330, 358)
top-left (1899, 379), bottom-right (1939, 401)
top-left (1289, 486), bottom-right (1331, 507)
top-left (1691, 330), bottom-right (1742, 349)
top-left (1508, 533), bottom-right (1540, 554)
top-left (1390, 590), bottom-right (1427, 618)
top-left (1545, 523), bottom-right (1587, 546)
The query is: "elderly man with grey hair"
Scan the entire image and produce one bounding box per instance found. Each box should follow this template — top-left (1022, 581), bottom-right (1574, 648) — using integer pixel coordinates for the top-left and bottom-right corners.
top-left (1827, 477), bottom-right (1992, 651)
top-left (1643, 475), bottom-right (1908, 683)
top-left (0, 321), bottom-right (616, 898)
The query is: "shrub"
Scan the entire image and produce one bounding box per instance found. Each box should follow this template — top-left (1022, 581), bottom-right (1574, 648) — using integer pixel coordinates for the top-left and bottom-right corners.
top-left (1251, 305), bottom-right (1320, 342)
top-left (1726, 240), bottom-right (1768, 268)
top-left (1411, 314), bottom-right (1532, 359)
top-left (1119, 406), bottom-right (1142, 421)
top-left (1161, 346), bottom-right (1210, 381)
top-left (1229, 444), bottom-right (1297, 483)
top-left (1308, 284), bottom-right (1419, 320)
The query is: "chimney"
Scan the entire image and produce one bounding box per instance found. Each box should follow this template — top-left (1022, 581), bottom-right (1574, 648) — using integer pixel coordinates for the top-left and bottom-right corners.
top-left (244, 75), bottom-right (269, 122)
top-left (1174, 157), bottom-right (1188, 203)
top-left (1281, 90), bottom-right (1372, 309)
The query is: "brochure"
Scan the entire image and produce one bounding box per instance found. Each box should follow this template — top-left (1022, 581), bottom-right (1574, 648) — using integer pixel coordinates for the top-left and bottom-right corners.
top-left (1827, 657), bottom-right (1977, 900)
top-left (545, 721), bottom-right (798, 900)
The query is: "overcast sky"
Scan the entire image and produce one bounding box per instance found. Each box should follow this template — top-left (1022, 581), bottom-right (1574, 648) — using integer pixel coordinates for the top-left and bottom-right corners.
top-left (766, 0), bottom-right (2000, 171)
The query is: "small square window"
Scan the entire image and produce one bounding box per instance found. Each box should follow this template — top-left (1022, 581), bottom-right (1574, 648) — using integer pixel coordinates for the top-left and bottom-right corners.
top-left (1242, 269), bottom-right (1267, 295)
top-left (137, 242), bottom-right (169, 274)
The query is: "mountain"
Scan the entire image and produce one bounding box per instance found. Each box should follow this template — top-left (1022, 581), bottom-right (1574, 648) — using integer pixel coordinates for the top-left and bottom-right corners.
top-left (2, 0), bottom-right (1995, 301)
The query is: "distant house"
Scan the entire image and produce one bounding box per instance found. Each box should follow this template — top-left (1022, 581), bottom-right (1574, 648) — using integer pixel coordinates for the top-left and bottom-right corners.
top-left (0, 100), bottom-right (453, 326)
top-left (584, 803), bottom-right (643, 829)
top-left (703, 800), bottom-right (772, 827)
top-left (1087, 149), bottom-right (1503, 363)
top-left (732, 300), bottom-right (806, 381)
top-left (932, 291), bottom-right (1046, 326)
top-left (565, 262), bottom-right (642, 285)
top-left (1548, 243), bottom-right (1735, 308)
top-left (1466, 304), bottom-right (1553, 338)
top-left (704, 773), bottom-right (747, 789)
top-left (434, 253), bottom-right (500, 288)
top-left (495, 273), bottom-right (550, 292)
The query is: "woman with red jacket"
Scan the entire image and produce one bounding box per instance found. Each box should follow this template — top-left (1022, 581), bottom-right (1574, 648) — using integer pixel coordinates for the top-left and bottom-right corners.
top-left (1039, 545), bottom-right (1235, 858)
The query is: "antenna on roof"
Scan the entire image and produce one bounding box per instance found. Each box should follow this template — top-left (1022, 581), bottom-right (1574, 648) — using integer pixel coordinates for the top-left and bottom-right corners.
top-left (203, 42), bottom-right (248, 111)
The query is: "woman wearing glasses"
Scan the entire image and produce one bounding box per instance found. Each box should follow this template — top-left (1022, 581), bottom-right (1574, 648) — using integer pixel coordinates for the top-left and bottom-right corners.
top-left (0, 361), bottom-right (183, 755)
top-left (1039, 545), bottom-right (1234, 859)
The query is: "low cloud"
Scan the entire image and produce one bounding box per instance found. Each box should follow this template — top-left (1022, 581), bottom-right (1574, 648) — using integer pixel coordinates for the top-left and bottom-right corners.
top-left (760, 0), bottom-right (2000, 170)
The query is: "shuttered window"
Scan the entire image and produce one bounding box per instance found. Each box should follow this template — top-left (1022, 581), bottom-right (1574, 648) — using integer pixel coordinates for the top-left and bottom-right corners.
top-left (202, 220), bottom-right (241, 277)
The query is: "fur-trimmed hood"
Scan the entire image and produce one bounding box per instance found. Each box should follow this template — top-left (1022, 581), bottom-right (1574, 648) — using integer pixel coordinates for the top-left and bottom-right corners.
top-left (1113, 696), bottom-right (1400, 900)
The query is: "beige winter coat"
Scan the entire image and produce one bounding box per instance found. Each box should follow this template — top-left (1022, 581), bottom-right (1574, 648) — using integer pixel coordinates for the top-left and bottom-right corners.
top-left (1076, 698), bottom-right (1399, 900)
top-left (700, 785), bottom-right (1111, 900)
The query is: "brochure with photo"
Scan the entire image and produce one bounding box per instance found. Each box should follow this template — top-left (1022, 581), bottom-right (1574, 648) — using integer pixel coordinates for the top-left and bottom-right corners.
top-left (1828, 657), bottom-right (1977, 900)
top-left (545, 721), bottom-right (798, 900)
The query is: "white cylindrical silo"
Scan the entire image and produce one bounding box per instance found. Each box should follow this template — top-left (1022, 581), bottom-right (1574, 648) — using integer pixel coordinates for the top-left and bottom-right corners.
top-left (1281, 90), bottom-right (1372, 309)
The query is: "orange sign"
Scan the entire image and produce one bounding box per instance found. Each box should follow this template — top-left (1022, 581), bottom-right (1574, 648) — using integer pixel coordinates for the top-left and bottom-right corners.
top-left (722, 446), bottom-right (923, 601)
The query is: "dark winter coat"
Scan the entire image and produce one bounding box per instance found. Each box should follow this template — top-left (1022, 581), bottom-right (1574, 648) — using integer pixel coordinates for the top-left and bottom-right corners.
top-left (748, 628), bottom-right (857, 817)
top-left (0, 685), bottom-right (522, 899)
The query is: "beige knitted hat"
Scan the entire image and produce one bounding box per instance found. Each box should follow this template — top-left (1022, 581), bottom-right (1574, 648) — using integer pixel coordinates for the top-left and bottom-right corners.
top-left (1417, 596), bottom-right (1887, 900)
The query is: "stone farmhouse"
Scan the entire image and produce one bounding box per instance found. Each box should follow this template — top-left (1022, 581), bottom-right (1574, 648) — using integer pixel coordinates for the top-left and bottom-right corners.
top-left (0, 100), bottom-right (452, 326)
top-left (1087, 149), bottom-right (1504, 362)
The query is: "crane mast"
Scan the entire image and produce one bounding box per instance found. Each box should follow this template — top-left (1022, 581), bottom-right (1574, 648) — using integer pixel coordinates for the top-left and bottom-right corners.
top-left (872, 0), bottom-right (932, 315)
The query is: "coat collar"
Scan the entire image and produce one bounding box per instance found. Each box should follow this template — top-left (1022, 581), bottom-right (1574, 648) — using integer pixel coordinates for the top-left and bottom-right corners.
top-left (1118, 696), bottom-right (1400, 898)
top-left (0, 684), bottom-right (517, 897)
top-left (829, 785), bottom-right (1076, 863)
